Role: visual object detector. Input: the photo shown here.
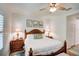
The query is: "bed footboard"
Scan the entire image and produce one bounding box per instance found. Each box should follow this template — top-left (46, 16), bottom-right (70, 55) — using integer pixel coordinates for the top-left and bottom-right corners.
top-left (52, 40), bottom-right (67, 56)
top-left (29, 48), bottom-right (33, 56)
top-left (29, 40), bottom-right (67, 56)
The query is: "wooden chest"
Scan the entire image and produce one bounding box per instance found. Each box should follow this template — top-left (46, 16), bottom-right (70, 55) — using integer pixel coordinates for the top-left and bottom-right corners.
top-left (10, 39), bottom-right (24, 54)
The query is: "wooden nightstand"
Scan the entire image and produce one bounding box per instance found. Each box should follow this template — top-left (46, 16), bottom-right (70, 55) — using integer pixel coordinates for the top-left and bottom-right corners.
top-left (10, 39), bottom-right (24, 55)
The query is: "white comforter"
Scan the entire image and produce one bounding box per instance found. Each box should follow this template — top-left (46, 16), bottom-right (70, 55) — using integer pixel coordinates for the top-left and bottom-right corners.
top-left (25, 38), bottom-right (64, 56)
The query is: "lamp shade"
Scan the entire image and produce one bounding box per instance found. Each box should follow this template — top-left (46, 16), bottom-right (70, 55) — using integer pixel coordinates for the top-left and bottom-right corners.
top-left (49, 7), bottom-right (56, 13)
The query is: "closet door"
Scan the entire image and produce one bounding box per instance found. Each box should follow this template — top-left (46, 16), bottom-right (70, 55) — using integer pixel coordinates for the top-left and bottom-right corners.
top-left (67, 17), bottom-right (76, 49)
top-left (75, 20), bottom-right (79, 45)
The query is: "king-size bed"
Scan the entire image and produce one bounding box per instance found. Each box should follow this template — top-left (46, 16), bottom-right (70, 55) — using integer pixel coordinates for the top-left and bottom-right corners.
top-left (24, 29), bottom-right (67, 56)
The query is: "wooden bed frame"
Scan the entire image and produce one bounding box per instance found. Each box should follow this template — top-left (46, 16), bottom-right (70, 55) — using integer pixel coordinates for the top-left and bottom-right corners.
top-left (24, 29), bottom-right (67, 56)
top-left (24, 29), bottom-right (45, 39)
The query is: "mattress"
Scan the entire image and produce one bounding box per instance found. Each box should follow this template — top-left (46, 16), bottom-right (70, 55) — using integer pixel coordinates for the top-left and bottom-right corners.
top-left (25, 38), bottom-right (64, 56)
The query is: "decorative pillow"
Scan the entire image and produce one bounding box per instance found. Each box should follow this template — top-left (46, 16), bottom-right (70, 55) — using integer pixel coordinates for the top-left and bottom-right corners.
top-left (34, 34), bottom-right (43, 39)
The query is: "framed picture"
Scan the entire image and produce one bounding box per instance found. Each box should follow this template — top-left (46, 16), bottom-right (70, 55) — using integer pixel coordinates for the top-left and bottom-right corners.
top-left (26, 19), bottom-right (43, 28)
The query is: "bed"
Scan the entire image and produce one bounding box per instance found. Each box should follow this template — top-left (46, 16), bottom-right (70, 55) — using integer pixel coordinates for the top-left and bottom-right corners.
top-left (24, 29), bottom-right (67, 56)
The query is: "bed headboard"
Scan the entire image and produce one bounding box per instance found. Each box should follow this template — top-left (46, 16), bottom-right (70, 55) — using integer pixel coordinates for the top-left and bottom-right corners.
top-left (24, 29), bottom-right (45, 39)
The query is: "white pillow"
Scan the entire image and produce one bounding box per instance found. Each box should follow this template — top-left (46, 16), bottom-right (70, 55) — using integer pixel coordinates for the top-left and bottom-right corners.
top-left (27, 34), bottom-right (47, 40)
top-left (27, 34), bottom-right (34, 41)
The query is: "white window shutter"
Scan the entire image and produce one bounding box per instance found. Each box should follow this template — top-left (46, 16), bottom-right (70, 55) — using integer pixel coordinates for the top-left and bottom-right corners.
top-left (0, 15), bottom-right (3, 50)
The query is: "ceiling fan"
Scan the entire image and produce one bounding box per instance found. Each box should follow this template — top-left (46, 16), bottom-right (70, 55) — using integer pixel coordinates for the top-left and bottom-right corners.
top-left (40, 3), bottom-right (72, 12)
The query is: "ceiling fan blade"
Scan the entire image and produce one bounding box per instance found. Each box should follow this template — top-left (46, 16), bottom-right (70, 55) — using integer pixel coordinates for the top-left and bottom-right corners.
top-left (64, 8), bottom-right (72, 11)
top-left (55, 3), bottom-right (72, 11)
top-left (40, 4), bottom-right (49, 11)
top-left (40, 6), bottom-right (50, 11)
top-left (40, 8), bottom-right (47, 11)
top-left (55, 3), bottom-right (64, 8)
top-left (57, 6), bottom-right (72, 11)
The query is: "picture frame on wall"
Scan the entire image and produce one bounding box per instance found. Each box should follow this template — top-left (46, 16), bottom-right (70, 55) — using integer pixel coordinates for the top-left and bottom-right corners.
top-left (26, 19), bottom-right (43, 28)
top-left (26, 19), bottom-right (33, 27)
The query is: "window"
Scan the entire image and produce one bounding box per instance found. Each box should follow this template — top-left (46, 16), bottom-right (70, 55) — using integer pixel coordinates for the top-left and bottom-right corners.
top-left (0, 15), bottom-right (3, 50)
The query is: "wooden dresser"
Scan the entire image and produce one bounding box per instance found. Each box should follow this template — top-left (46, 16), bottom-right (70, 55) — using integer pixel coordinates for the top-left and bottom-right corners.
top-left (10, 39), bottom-right (24, 55)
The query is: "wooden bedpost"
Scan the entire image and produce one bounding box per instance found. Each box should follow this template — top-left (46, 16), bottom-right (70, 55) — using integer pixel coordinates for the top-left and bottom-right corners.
top-left (24, 29), bottom-right (27, 39)
top-left (64, 40), bottom-right (67, 53)
top-left (29, 48), bottom-right (33, 56)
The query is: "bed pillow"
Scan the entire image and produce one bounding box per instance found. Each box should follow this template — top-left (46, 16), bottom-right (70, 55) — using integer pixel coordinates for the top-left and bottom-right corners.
top-left (33, 34), bottom-right (43, 39)
top-left (27, 34), bottom-right (34, 41)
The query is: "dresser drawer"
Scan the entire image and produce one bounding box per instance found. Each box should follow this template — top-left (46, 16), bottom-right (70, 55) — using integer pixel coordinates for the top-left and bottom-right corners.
top-left (10, 39), bottom-right (24, 54)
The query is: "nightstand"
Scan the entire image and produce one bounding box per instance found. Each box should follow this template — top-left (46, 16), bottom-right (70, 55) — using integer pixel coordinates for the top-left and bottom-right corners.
top-left (10, 39), bottom-right (24, 55)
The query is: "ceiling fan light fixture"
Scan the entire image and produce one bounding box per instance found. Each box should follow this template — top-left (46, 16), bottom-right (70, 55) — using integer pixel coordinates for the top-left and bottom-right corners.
top-left (49, 7), bottom-right (56, 13)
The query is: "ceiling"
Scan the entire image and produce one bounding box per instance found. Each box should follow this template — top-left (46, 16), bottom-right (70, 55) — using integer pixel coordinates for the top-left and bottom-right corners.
top-left (0, 3), bottom-right (79, 18)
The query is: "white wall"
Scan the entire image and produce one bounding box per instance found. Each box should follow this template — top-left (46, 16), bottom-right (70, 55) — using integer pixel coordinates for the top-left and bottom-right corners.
top-left (11, 14), bottom-right (26, 32)
top-left (40, 15), bottom-right (66, 41)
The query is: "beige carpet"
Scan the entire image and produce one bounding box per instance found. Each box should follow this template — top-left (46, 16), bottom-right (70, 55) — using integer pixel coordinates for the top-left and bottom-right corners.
top-left (67, 46), bottom-right (79, 56)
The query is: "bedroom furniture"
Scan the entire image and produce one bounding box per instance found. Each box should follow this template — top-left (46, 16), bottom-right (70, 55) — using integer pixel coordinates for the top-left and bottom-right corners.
top-left (24, 29), bottom-right (67, 56)
top-left (9, 39), bottom-right (24, 55)
top-left (25, 40), bottom-right (67, 56)
top-left (24, 29), bottom-right (45, 39)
